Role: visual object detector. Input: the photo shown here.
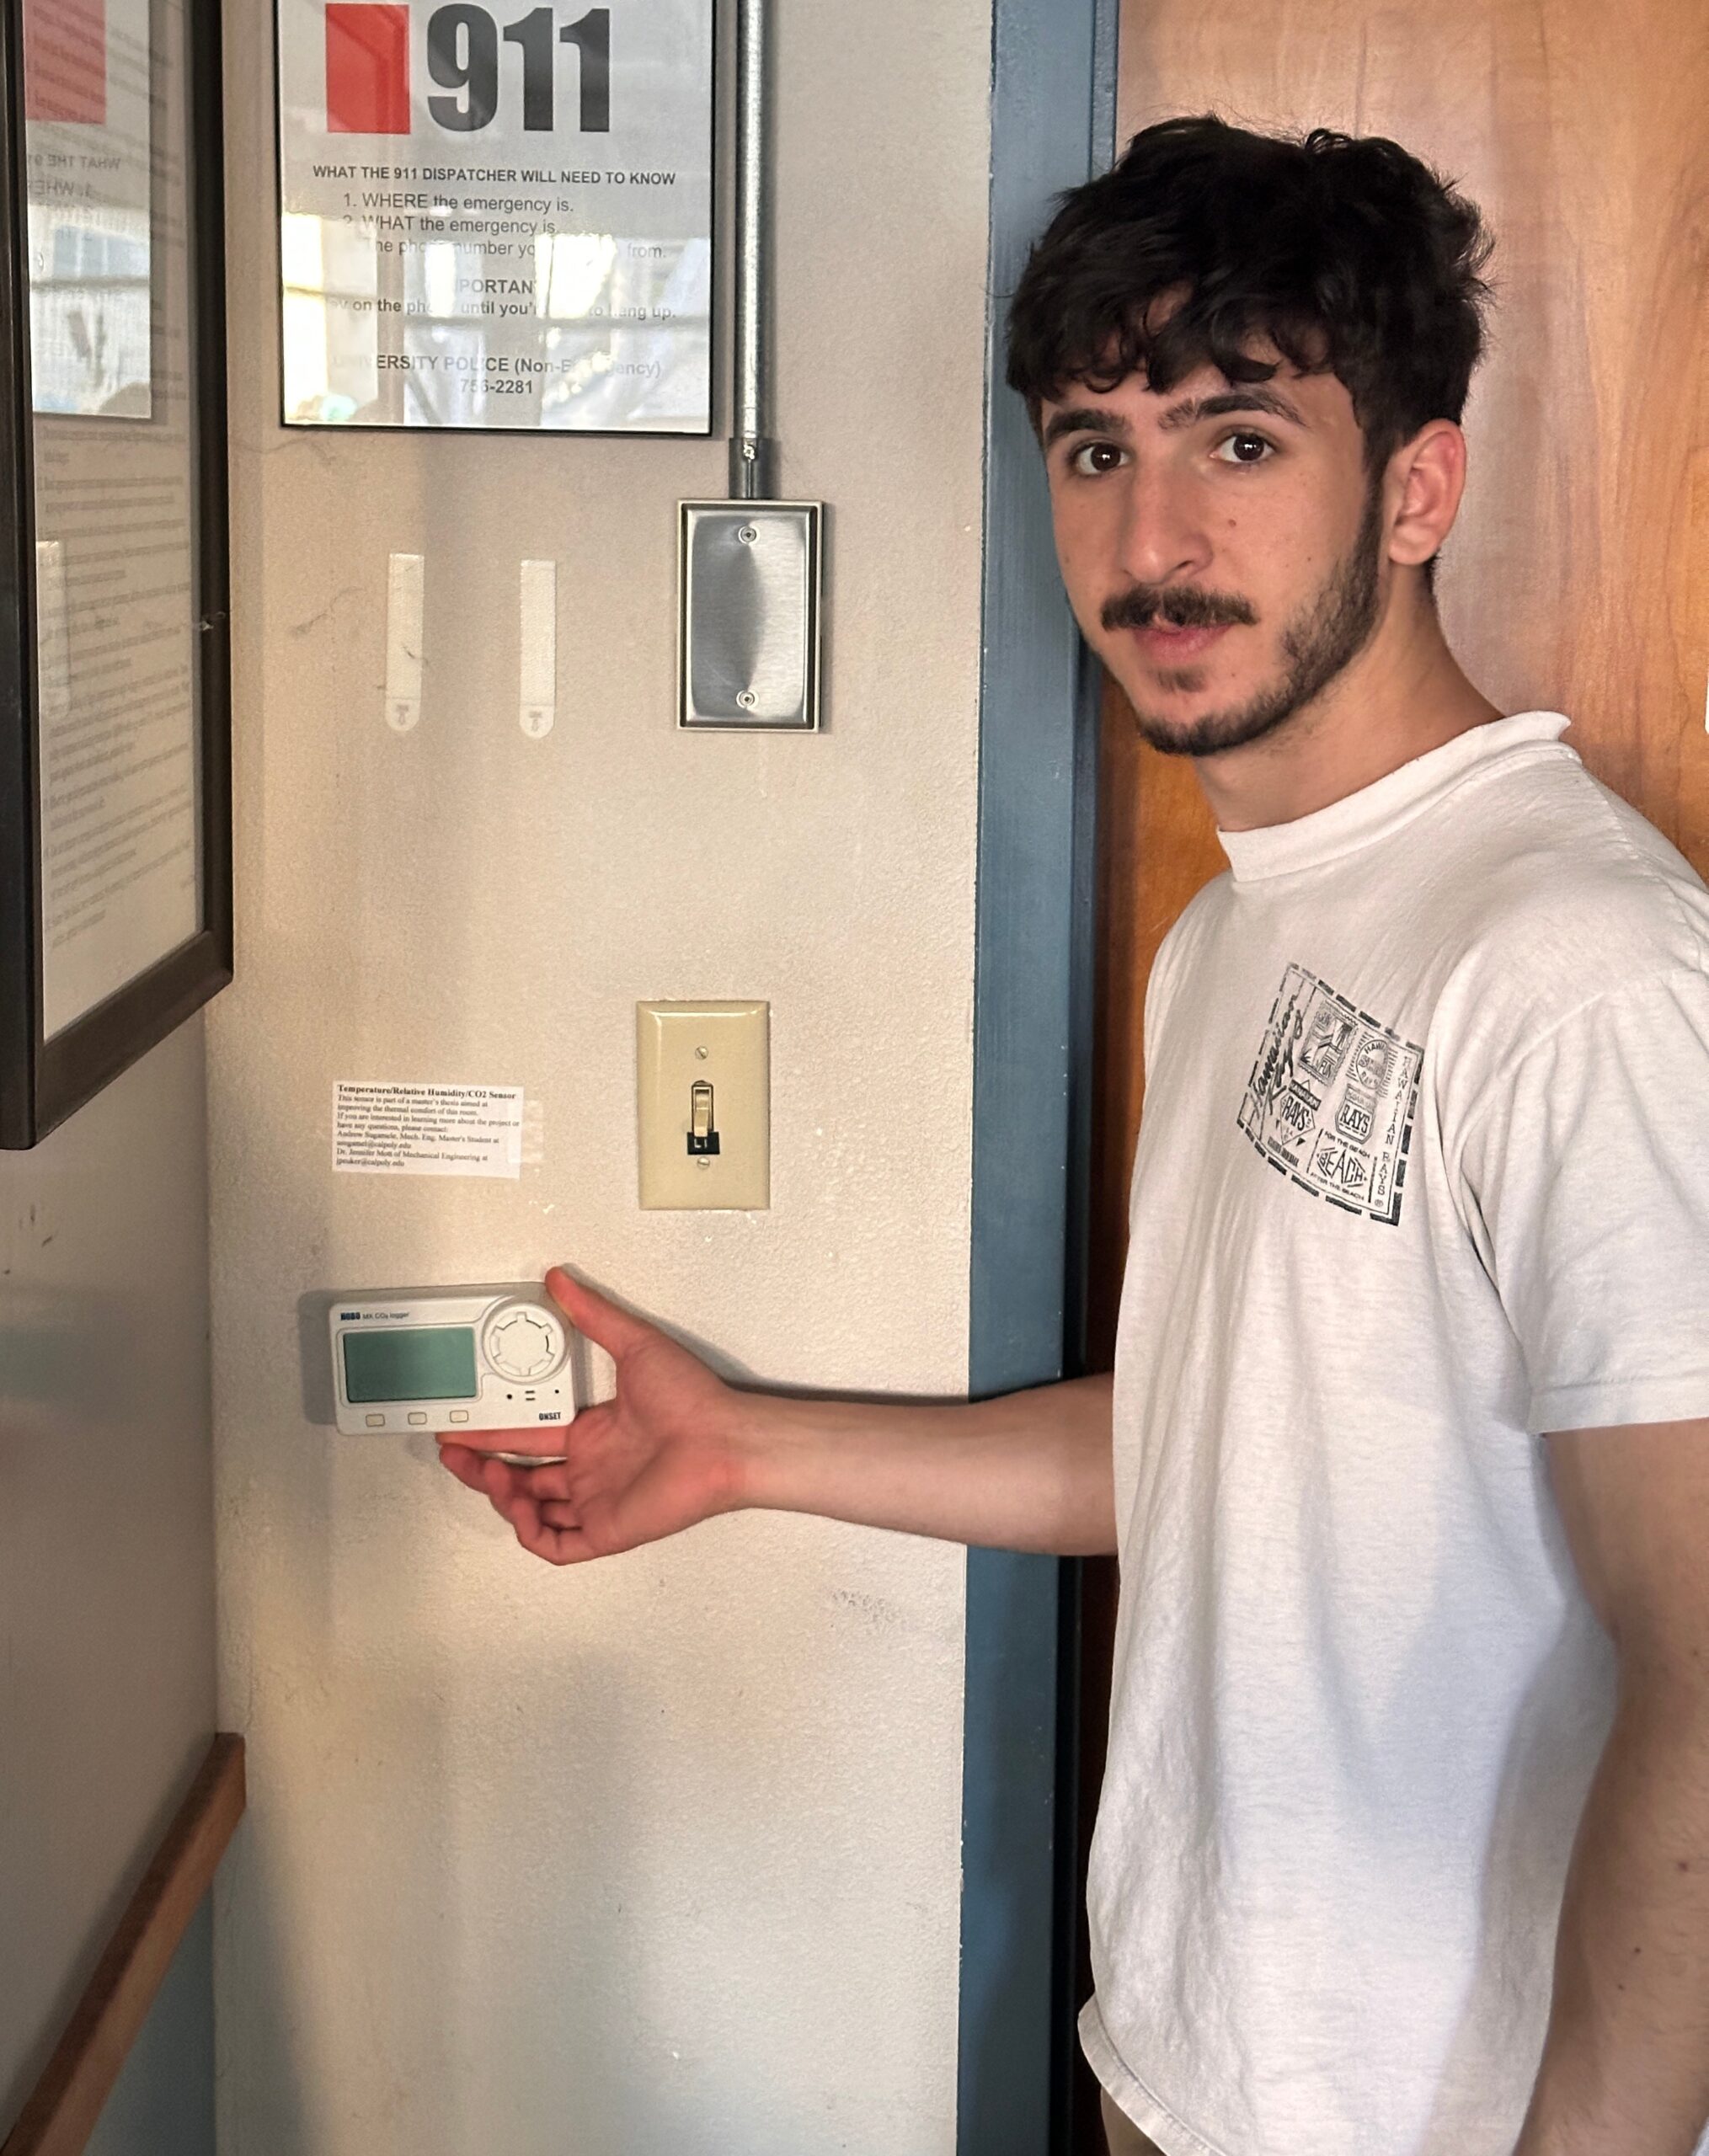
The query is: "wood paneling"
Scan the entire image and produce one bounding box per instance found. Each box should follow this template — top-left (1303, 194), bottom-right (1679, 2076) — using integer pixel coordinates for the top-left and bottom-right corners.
top-left (1088, 704), bottom-right (1222, 1362)
top-left (1092, 0), bottom-right (1709, 1332)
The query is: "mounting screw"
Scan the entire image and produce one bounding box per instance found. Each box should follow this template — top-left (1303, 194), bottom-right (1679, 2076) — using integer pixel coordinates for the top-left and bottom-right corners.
top-left (736, 689), bottom-right (758, 710)
top-left (736, 525), bottom-right (758, 545)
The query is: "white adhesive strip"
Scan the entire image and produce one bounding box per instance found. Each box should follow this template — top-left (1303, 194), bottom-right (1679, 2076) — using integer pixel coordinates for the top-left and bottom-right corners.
top-left (519, 558), bottom-right (557, 738)
top-left (386, 552), bottom-right (425, 732)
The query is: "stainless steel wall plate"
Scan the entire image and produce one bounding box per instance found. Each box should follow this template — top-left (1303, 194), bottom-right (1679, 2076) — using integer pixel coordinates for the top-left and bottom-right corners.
top-left (678, 500), bottom-right (823, 730)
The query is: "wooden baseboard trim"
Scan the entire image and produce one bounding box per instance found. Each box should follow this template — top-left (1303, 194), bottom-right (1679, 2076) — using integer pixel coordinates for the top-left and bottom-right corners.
top-left (3, 1732), bottom-right (246, 2156)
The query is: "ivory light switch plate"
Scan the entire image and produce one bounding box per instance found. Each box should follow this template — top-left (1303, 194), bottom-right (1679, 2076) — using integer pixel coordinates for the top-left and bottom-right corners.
top-left (636, 1001), bottom-right (770, 1209)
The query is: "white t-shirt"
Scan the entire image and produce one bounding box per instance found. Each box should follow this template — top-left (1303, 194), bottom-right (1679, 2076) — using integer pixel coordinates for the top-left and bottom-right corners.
top-left (1082, 712), bottom-right (1709, 2156)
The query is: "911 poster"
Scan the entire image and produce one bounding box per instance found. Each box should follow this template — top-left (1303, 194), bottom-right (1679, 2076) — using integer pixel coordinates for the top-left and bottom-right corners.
top-left (275, 0), bottom-right (711, 430)
top-left (24, 0), bottom-right (153, 416)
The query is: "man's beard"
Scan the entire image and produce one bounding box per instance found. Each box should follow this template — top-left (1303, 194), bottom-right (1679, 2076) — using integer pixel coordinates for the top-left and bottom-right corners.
top-left (1102, 478), bottom-right (1385, 760)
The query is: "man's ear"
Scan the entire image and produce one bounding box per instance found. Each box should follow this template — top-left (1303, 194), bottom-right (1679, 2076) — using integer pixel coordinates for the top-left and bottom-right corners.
top-left (1386, 420), bottom-right (1468, 568)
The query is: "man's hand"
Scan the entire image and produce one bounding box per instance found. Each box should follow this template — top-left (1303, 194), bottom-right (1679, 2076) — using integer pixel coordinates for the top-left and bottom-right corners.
top-left (437, 1268), bottom-right (753, 1565)
top-left (439, 1267), bottom-right (1119, 1566)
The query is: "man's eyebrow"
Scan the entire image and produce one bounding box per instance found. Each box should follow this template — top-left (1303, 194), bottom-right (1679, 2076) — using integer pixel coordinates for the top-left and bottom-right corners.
top-left (1040, 404), bottom-right (1132, 451)
top-left (1157, 387), bottom-right (1306, 433)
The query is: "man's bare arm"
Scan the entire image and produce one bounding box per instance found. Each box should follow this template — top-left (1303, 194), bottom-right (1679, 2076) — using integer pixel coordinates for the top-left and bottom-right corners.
top-left (438, 1267), bottom-right (1117, 1564)
top-left (730, 1372), bottom-right (1117, 1553)
top-left (1514, 1417), bottom-right (1709, 2156)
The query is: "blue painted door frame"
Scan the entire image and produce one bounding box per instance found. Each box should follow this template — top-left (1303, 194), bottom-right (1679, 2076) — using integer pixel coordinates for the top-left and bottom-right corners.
top-left (960, 4), bottom-right (1117, 2153)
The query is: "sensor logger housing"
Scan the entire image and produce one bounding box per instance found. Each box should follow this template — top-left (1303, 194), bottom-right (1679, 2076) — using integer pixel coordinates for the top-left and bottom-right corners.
top-left (329, 1285), bottom-right (578, 1451)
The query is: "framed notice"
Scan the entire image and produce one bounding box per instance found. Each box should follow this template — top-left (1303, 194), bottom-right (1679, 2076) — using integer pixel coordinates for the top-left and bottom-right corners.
top-left (275, 0), bottom-right (713, 432)
top-left (0, 0), bottom-right (232, 1147)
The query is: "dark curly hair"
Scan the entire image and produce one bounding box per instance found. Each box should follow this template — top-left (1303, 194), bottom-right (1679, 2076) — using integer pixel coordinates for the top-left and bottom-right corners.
top-left (1007, 115), bottom-right (1494, 471)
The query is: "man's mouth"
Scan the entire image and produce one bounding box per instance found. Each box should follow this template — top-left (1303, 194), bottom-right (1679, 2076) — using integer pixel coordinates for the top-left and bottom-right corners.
top-left (1128, 620), bottom-right (1232, 662)
top-left (1100, 584), bottom-right (1256, 662)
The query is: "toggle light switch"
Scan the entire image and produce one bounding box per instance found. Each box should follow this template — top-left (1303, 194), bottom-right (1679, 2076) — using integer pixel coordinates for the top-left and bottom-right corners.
top-left (687, 1080), bottom-right (720, 1155)
top-left (637, 1001), bottom-right (768, 1209)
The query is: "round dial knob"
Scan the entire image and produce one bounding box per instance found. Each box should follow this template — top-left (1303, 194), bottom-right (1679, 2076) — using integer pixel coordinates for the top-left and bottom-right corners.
top-left (482, 1302), bottom-right (566, 1383)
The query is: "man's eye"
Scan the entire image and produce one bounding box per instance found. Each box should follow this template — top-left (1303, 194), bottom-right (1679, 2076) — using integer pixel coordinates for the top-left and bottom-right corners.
top-left (1215, 432), bottom-right (1274, 466)
top-left (1069, 440), bottom-right (1127, 477)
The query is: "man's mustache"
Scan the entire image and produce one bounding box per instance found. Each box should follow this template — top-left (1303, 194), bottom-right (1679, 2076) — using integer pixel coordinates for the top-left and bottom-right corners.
top-left (1101, 584), bottom-right (1258, 633)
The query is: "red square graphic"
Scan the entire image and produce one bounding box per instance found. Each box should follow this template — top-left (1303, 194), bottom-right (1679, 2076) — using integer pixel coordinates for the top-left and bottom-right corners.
top-left (24, 0), bottom-right (108, 125)
top-left (325, 3), bottom-right (410, 134)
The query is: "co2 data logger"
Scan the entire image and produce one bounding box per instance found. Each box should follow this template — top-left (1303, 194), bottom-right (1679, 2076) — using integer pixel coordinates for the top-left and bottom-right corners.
top-left (329, 1286), bottom-right (578, 1454)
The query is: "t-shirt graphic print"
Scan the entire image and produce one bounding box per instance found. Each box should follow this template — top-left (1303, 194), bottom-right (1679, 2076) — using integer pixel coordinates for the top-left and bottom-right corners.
top-left (1236, 962), bottom-right (1423, 1224)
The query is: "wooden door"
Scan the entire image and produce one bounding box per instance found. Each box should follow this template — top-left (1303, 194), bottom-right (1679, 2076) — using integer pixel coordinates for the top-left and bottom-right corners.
top-left (1077, 3), bottom-right (1709, 2143)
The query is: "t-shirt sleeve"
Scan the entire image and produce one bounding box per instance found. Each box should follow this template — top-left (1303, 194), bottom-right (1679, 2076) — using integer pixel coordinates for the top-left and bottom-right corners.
top-left (1454, 966), bottom-right (1709, 1433)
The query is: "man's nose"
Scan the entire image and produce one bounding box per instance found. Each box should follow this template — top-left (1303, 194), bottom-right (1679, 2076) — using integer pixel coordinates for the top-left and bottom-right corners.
top-left (1116, 464), bottom-right (1212, 588)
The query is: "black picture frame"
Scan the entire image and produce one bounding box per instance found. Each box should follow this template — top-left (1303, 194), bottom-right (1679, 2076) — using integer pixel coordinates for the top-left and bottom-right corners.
top-left (0, 0), bottom-right (231, 1149)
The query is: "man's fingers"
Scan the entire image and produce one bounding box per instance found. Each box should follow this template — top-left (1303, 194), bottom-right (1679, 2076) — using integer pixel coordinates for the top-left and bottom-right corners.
top-left (436, 1442), bottom-right (578, 1503)
top-left (437, 1422), bottom-right (603, 1563)
top-left (437, 1442), bottom-right (521, 1496)
top-left (436, 1442), bottom-right (499, 1492)
top-left (436, 1425), bottom-right (572, 1463)
top-left (512, 1503), bottom-right (595, 1565)
top-left (544, 1267), bottom-right (654, 1360)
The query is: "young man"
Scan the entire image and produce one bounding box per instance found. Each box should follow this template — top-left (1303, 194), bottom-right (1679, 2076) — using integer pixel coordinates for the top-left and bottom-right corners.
top-left (441, 120), bottom-right (1709, 2156)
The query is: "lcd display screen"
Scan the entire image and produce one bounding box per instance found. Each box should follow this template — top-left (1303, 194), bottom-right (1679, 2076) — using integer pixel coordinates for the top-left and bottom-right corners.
top-left (342, 1325), bottom-right (478, 1402)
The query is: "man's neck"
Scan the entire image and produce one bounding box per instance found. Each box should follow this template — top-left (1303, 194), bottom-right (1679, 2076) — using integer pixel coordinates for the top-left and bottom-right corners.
top-left (1197, 592), bottom-right (1502, 834)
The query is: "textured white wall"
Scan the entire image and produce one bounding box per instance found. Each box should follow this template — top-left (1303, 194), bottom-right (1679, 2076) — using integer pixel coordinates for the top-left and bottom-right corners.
top-left (209, 2), bottom-right (994, 2149)
top-left (0, 1024), bottom-right (216, 2140)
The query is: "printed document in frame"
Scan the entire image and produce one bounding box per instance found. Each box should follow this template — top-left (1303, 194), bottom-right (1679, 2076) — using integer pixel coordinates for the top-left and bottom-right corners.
top-left (275, 0), bottom-right (713, 430)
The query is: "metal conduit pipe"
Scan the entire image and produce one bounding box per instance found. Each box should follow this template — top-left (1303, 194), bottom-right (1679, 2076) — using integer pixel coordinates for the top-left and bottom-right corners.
top-left (729, 0), bottom-right (773, 500)
top-left (679, 0), bottom-right (818, 732)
